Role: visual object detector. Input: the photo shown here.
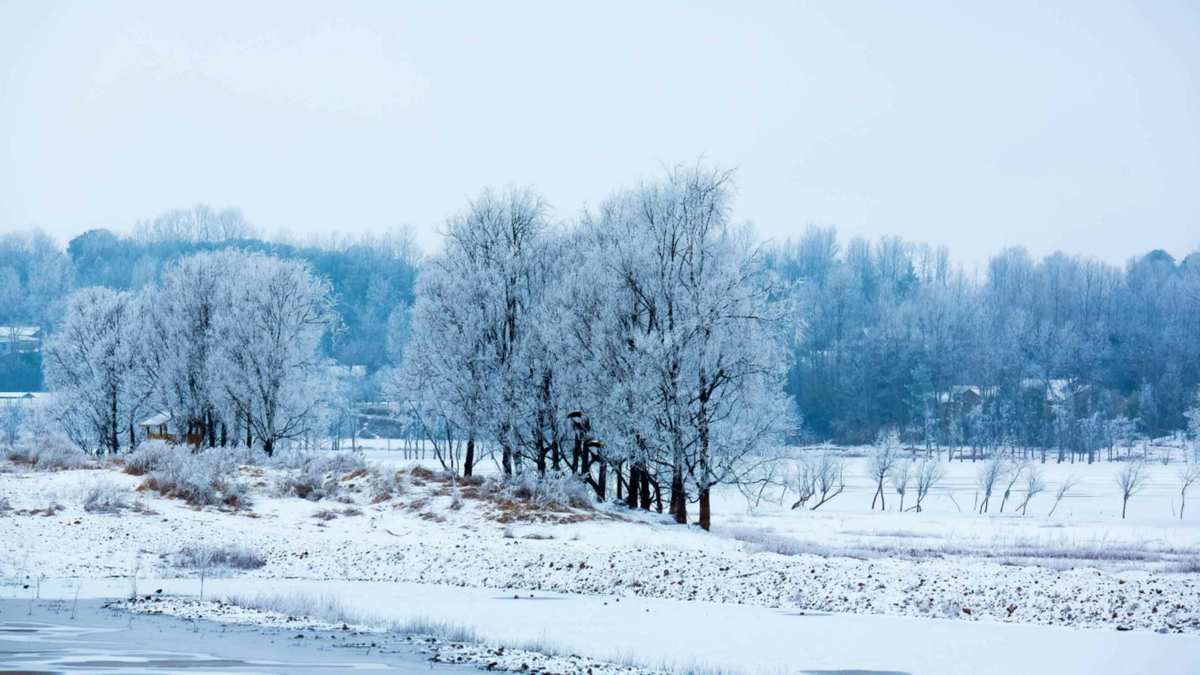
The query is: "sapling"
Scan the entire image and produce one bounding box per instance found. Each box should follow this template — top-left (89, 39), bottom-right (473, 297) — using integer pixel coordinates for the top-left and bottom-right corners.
top-left (1047, 475), bottom-right (1078, 517)
top-left (998, 462), bottom-right (1027, 513)
top-left (868, 437), bottom-right (899, 510)
top-left (892, 460), bottom-right (912, 512)
top-left (790, 455), bottom-right (816, 510)
top-left (70, 582), bottom-right (81, 620)
top-left (128, 554), bottom-right (142, 601)
top-left (809, 453), bottom-right (846, 510)
top-left (976, 456), bottom-right (1008, 514)
top-left (1017, 465), bottom-right (1047, 516)
top-left (1115, 461), bottom-right (1148, 519)
top-left (910, 458), bottom-right (944, 512)
top-left (1179, 462), bottom-right (1200, 520)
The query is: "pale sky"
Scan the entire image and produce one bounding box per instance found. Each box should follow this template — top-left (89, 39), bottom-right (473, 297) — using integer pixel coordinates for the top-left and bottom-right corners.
top-left (1, 0), bottom-right (1197, 266)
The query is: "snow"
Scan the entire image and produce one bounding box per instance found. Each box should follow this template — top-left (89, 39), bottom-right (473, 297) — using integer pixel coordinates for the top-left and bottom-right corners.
top-left (4, 451), bottom-right (1200, 673)
top-left (26, 578), bottom-right (1200, 675)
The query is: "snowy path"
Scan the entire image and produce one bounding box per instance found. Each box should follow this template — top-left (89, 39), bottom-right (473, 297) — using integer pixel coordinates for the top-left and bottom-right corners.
top-left (32, 577), bottom-right (1200, 675)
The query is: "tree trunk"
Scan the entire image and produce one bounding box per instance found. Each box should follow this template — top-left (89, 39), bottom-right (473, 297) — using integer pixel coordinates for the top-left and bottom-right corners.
top-left (698, 487), bottom-right (711, 531)
top-left (668, 469), bottom-right (688, 524)
top-left (263, 438), bottom-right (274, 458)
top-left (109, 393), bottom-right (119, 456)
top-left (639, 468), bottom-right (652, 510)
top-left (501, 445), bottom-right (513, 477)
top-left (596, 461), bottom-right (607, 501)
top-left (625, 466), bottom-right (640, 509)
top-left (616, 461), bottom-right (624, 502)
top-left (463, 437), bottom-right (475, 477)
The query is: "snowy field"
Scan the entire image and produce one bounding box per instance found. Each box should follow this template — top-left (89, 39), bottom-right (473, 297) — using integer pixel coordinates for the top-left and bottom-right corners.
top-left (3, 445), bottom-right (1200, 674)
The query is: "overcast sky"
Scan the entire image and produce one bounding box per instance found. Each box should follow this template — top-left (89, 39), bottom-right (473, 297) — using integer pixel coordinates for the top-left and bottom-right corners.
top-left (1, 1), bottom-right (1197, 267)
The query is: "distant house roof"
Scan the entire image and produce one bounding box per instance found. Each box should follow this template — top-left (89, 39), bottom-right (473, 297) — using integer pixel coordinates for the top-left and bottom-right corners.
top-left (1020, 378), bottom-right (1081, 401)
top-left (936, 385), bottom-right (992, 404)
top-left (139, 412), bottom-right (171, 427)
top-left (329, 364), bottom-right (368, 378)
top-left (0, 392), bottom-right (36, 401)
top-left (0, 326), bottom-right (42, 340)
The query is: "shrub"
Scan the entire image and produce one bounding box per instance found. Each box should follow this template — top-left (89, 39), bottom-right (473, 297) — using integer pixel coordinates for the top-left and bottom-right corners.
top-left (141, 447), bottom-right (249, 508)
top-left (223, 592), bottom-right (359, 624)
top-left (481, 471), bottom-right (593, 510)
top-left (311, 508), bottom-right (339, 521)
top-left (273, 451), bottom-right (367, 501)
top-left (369, 470), bottom-right (406, 503)
top-left (221, 592), bottom-right (477, 642)
top-left (4, 435), bottom-right (89, 470)
top-left (123, 440), bottom-right (179, 476)
top-left (82, 480), bottom-right (133, 513)
top-left (172, 543), bottom-right (266, 571)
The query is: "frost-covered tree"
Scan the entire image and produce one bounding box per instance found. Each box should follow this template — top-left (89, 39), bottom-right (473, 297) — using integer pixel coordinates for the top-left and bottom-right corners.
top-left (1, 400), bottom-right (24, 448)
top-left (868, 433), bottom-right (900, 510)
top-left (1186, 390), bottom-right (1200, 444)
top-left (139, 251), bottom-right (240, 446)
top-left (580, 166), bottom-right (794, 528)
top-left (43, 288), bottom-right (151, 454)
top-left (212, 253), bottom-right (335, 456)
top-left (391, 258), bottom-right (493, 476)
top-left (407, 188), bottom-right (552, 476)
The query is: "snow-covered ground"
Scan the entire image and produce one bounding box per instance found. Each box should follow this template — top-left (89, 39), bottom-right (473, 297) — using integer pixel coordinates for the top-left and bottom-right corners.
top-left (3, 448), bottom-right (1199, 673)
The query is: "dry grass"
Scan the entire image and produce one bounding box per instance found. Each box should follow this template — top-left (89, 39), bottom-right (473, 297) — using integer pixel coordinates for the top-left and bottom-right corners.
top-left (172, 543), bottom-right (266, 571)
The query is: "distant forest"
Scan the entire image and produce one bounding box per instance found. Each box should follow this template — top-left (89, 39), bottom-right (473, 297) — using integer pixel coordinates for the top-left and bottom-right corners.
top-left (1, 206), bottom-right (418, 390)
top-left (2, 204), bottom-right (1198, 448)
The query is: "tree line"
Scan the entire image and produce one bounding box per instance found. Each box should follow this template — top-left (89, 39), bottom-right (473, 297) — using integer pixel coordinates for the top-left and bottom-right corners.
top-left (0, 205), bottom-right (418, 389)
top-left (773, 228), bottom-right (1200, 456)
top-left (4, 167), bottom-right (1200, 501)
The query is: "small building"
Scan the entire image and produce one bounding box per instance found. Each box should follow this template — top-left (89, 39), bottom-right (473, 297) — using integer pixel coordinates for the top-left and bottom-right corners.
top-left (139, 412), bottom-right (174, 442)
top-left (0, 326), bottom-right (43, 355)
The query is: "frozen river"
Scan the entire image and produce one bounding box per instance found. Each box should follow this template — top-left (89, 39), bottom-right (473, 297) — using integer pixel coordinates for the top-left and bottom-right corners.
top-left (0, 598), bottom-right (467, 674)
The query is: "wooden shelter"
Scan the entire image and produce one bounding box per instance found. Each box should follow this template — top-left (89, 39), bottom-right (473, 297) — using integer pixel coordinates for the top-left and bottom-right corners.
top-left (139, 412), bottom-right (174, 442)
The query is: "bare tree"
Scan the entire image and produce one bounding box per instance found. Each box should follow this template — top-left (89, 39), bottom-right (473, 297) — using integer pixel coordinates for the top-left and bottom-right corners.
top-left (976, 455), bottom-right (1008, 514)
top-left (1115, 461), bottom-right (1148, 519)
top-left (891, 460), bottom-right (912, 512)
top-left (790, 455), bottom-right (817, 510)
top-left (998, 461), bottom-right (1027, 513)
top-left (911, 457), bottom-right (944, 512)
top-left (809, 453), bottom-right (846, 510)
top-left (1, 401), bottom-right (24, 448)
top-left (1016, 465), bottom-right (1046, 516)
top-left (1047, 474), bottom-right (1078, 517)
top-left (868, 437), bottom-right (899, 510)
top-left (1177, 461), bottom-right (1200, 520)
